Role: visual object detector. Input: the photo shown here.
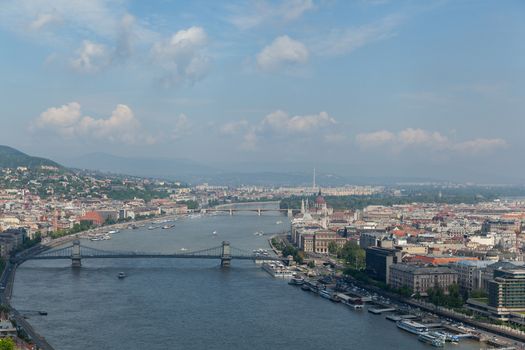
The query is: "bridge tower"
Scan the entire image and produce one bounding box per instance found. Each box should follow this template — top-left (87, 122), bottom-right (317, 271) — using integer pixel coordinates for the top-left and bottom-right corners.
top-left (257, 208), bottom-right (261, 216)
top-left (221, 241), bottom-right (231, 268)
top-left (229, 209), bottom-right (233, 216)
top-left (287, 208), bottom-right (293, 217)
top-left (71, 240), bottom-right (82, 268)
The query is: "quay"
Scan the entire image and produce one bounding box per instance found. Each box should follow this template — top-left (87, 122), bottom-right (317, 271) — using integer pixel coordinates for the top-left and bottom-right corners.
top-left (368, 307), bottom-right (396, 314)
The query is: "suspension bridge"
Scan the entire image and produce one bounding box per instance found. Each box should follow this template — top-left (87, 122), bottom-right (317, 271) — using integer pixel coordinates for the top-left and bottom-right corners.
top-left (201, 207), bottom-right (296, 216)
top-left (25, 240), bottom-right (290, 268)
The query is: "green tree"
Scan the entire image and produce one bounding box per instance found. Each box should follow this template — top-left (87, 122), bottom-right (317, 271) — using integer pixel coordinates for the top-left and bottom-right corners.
top-left (328, 241), bottom-right (339, 255)
top-left (338, 241), bottom-right (365, 269)
top-left (470, 289), bottom-right (488, 299)
top-left (0, 338), bottom-right (14, 350)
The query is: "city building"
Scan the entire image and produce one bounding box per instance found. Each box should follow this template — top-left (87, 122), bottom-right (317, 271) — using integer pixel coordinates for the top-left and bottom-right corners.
top-left (468, 269), bottom-right (525, 320)
top-left (389, 264), bottom-right (458, 295)
top-left (365, 247), bottom-right (403, 284)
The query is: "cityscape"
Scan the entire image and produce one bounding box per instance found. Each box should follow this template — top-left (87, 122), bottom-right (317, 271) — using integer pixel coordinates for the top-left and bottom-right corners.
top-left (1, 1), bottom-right (524, 350)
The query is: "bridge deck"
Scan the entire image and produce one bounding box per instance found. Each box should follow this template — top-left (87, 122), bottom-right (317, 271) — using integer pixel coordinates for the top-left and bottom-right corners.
top-left (30, 254), bottom-right (281, 260)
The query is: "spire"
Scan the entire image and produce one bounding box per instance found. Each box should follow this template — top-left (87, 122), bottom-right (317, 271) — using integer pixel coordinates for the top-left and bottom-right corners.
top-left (313, 168), bottom-right (316, 191)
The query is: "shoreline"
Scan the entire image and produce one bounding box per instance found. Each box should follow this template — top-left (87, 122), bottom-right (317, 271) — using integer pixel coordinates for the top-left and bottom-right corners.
top-left (0, 212), bottom-right (188, 350)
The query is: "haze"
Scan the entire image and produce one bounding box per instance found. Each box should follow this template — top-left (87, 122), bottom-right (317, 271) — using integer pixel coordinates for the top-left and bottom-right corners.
top-left (0, 0), bottom-right (524, 183)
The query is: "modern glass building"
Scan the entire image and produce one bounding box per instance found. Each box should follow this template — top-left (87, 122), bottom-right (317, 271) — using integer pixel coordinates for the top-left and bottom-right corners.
top-left (489, 269), bottom-right (525, 309)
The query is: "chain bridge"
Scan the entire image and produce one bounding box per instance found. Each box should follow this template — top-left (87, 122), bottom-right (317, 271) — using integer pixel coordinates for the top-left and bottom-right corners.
top-left (26, 240), bottom-right (290, 268)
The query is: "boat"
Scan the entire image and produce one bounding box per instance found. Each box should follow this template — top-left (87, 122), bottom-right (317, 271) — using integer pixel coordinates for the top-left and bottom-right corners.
top-left (180, 248), bottom-right (188, 251)
top-left (319, 290), bottom-right (332, 299)
top-left (108, 230), bottom-right (119, 234)
top-left (288, 276), bottom-right (305, 285)
top-left (396, 320), bottom-right (429, 335)
top-left (38, 311), bottom-right (48, 316)
top-left (432, 331), bottom-right (459, 343)
top-left (162, 224), bottom-right (175, 229)
top-left (117, 272), bottom-right (127, 279)
top-left (262, 262), bottom-right (293, 279)
top-left (212, 231), bottom-right (217, 235)
top-left (418, 333), bottom-right (445, 347)
top-left (148, 226), bottom-right (156, 230)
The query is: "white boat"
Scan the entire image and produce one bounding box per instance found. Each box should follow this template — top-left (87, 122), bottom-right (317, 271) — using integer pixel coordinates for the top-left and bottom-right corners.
top-left (212, 231), bottom-right (217, 235)
top-left (262, 262), bottom-right (293, 279)
top-left (288, 276), bottom-right (305, 285)
top-left (396, 320), bottom-right (429, 335)
top-left (108, 230), bottom-right (119, 234)
top-left (117, 272), bottom-right (126, 279)
top-left (418, 333), bottom-right (445, 347)
top-left (180, 248), bottom-right (188, 251)
top-left (276, 220), bottom-right (283, 224)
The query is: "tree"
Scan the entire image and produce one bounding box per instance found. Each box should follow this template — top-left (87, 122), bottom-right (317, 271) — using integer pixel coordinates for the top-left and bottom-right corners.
top-left (0, 338), bottom-right (14, 350)
top-left (328, 241), bottom-right (339, 255)
top-left (338, 241), bottom-right (365, 269)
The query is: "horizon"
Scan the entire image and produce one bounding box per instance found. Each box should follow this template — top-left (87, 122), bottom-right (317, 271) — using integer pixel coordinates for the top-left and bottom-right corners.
top-left (1, 1), bottom-right (524, 183)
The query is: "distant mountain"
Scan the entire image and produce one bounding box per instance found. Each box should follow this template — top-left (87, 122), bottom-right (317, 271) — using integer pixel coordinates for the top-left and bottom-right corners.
top-left (63, 152), bottom-right (218, 180)
top-left (63, 152), bottom-right (440, 186)
top-left (0, 145), bottom-right (62, 169)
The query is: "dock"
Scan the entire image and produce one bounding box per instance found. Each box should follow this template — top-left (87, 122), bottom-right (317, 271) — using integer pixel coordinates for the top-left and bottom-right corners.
top-left (368, 307), bottom-right (396, 314)
top-left (385, 314), bottom-right (418, 322)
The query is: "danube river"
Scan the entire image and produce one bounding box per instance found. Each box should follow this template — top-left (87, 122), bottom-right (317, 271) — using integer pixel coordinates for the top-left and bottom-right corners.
top-left (12, 203), bottom-right (483, 349)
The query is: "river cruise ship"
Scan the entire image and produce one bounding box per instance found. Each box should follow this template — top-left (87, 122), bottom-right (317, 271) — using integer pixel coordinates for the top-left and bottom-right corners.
top-left (396, 320), bottom-right (429, 335)
top-left (262, 262), bottom-right (293, 279)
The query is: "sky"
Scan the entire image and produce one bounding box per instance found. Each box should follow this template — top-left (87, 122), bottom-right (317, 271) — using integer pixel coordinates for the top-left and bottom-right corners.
top-left (0, 0), bottom-right (524, 182)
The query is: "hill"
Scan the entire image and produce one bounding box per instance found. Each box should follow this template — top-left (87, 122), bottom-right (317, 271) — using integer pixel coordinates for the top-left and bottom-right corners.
top-left (0, 145), bottom-right (62, 169)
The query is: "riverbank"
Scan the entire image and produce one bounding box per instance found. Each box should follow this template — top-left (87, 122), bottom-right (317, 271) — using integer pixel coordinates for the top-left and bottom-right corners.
top-left (345, 275), bottom-right (525, 347)
top-left (0, 212), bottom-right (189, 350)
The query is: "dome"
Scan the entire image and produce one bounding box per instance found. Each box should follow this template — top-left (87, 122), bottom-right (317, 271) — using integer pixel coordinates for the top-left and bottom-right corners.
top-left (315, 195), bottom-right (326, 205)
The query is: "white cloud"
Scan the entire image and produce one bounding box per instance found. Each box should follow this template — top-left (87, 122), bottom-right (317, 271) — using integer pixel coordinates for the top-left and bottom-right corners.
top-left (242, 128), bottom-right (258, 151)
top-left (222, 110), bottom-right (336, 151)
top-left (29, 13), bottom-right (61, 30)
top-left (172, 113), bottom-right (191, 140)
top-left (228, 0), bottom-right (314, 30)
top-left (355, 130), bottom-right (394, 147)
top-left (151, 26), bottom-right (210, 86)
top-left (35, 102), bottom-right (151, 144)
top-left (256, 36), bottom-right (309, 71)
top-left (220, 120), bottom-right (249, 135)
top-left (70, 40), bottom-right (110, 73)
top-left (262, 110), bottom-right (335, 133)
top-left (36, 102), bottom-right (82, 137)
top-left (454, 138), bottom-right (507, 154)
top-left (398, 128), bottom-right (448, 147)
top-left (1, 0), bottom-right (125, 39)
top-left (315, 14), bottom-right (404, 56)
top-left (356, 128), bottom-right (507, 155)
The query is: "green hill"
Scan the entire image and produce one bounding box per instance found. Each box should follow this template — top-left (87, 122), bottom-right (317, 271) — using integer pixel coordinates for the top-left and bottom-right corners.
top-left (0, 145), bottom-right (62, 169)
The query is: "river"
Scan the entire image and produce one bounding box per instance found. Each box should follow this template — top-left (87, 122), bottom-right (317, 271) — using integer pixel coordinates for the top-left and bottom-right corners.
top-left (12, 203), bottom-right (484, 349)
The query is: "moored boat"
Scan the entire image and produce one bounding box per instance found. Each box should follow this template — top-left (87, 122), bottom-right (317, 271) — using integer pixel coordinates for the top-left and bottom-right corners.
top-left (396, 320), bottom-right (429, 335)
top-left (288, 276), bottom-right (305, 285)
top-left (418, 333), bottom-right (445, 347)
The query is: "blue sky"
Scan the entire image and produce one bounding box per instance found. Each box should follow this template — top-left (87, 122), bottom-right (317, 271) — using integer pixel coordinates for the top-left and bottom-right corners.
top-left (0, 0), bottom-right (524, 182)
